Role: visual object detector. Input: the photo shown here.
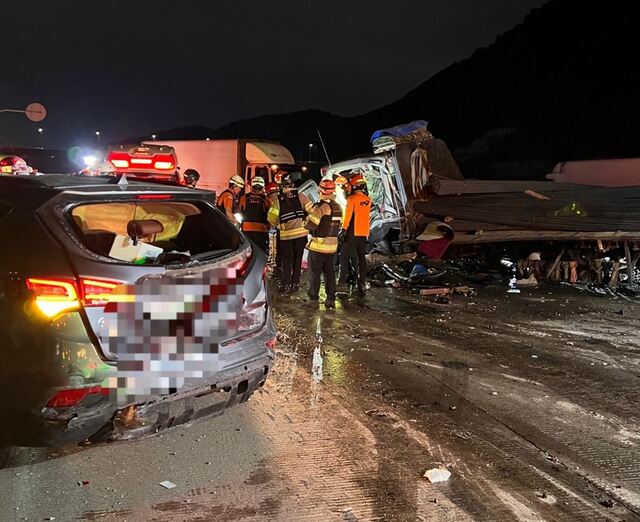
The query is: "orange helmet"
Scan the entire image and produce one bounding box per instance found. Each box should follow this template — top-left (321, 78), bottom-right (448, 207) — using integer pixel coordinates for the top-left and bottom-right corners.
top-left (334, 175), bottom-right (348, 186)
top-left (349, 173), bottom-right (366, 188)
top-left (319, 178), bottom-right (336, 195)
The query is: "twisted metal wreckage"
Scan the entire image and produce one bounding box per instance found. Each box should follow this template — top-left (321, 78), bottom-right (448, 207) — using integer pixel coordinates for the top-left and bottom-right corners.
top-left (327, 121), bottom-right (640, 293)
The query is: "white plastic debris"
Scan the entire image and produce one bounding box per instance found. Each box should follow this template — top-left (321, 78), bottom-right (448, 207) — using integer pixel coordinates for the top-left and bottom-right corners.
top-left (423, 467), bottom-right (451, 483)
top-left (159, 481), bottom-right (177, 490)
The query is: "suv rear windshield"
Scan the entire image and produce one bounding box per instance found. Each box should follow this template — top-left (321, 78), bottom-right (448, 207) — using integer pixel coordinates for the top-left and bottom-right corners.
top-left (69, 200), bottom-right (241, 265)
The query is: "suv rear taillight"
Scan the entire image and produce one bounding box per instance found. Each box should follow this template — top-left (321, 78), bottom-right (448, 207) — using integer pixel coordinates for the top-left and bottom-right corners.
top-left (46, 386), bottom-right (109, 408)
top-left (26, 278), bottom-right (80, 318)
top-left (26, 277), bottom-right (122, 318)
top-left (0, 157), bottom-right (14, 167)
top-left (81, 278), bottom-right (120, 306)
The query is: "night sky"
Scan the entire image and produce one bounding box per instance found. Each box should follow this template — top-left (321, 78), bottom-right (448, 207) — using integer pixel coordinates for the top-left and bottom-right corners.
top-left (1, 0), bottom-right (548, 150)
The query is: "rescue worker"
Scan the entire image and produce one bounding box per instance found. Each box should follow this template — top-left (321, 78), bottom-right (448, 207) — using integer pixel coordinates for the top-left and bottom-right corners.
top-left (267, 172), bottom-right (310, 293)
top-left (305, 178), bottom-right (342, 308)
top-left (216, 175), bottom-right (245, 225)
top-left (238, 176), bottom-right (270, 253)
top-left (183, 169), bottom-right (200, 188)
top-left (265, 181), bottom-right (279, 203)
top-left (337, 171), bottom-right (372, 296)
top-left (265, 181), bottom-right (281, 271)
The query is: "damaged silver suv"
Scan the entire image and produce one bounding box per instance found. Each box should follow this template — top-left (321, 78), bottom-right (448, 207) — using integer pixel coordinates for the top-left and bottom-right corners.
top-left (0, 175), bottom-right (275, 463)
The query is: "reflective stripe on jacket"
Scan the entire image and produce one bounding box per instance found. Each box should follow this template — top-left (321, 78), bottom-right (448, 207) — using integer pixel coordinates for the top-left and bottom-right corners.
top-left (268, 188), bottom-right (309, 240)
top-left (306, 198), bottom-right (342, 254)
top-left (239, 192), bottom-right (269, 233)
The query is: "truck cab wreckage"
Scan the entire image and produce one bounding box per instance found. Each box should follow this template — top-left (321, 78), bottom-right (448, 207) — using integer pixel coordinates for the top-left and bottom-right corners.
top-left (329, 120), bottom-right (640, 291)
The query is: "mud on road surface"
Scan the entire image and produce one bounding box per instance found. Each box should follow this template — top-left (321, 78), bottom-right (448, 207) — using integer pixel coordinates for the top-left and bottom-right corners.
top-left (1, 284), bottom-right (640, 521)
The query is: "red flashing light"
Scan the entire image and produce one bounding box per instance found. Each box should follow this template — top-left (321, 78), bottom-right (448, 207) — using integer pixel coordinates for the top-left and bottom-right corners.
top-left (46, 386), bottom-right (109, 408)
top-left (152, 154), bottom-right (175, 170)
top-left (107, 151), bottom-right (130, 169)
top-left (130, 158), bottom-right (153, 165)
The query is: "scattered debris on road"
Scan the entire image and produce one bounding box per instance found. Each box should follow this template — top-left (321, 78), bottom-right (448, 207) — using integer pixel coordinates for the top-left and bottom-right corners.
top-left (423, 467), bottom-right (452, 483)
top-left (365, 409), bottom-right (389, 418)
top-left (158, 481), bottom-right (177, 490)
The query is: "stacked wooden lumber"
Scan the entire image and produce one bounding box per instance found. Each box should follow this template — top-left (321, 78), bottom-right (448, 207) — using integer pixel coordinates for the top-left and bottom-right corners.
top-left (413, 176), bottom-right (640, 243)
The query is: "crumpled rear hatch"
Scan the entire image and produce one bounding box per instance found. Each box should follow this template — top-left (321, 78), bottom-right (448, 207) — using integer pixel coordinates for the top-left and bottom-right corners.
top-left (43, 191), bottom-right (269, 406)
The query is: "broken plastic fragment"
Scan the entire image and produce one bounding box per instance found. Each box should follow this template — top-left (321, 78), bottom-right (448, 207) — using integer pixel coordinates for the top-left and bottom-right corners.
top-left (423, 468), bottom-right (451, 483)
top-left (159, 481), bottom-right (177, 489)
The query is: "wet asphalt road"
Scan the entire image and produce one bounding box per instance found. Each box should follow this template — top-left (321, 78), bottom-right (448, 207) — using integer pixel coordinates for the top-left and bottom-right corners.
top-left (2, 283), bottom-right (640, 521)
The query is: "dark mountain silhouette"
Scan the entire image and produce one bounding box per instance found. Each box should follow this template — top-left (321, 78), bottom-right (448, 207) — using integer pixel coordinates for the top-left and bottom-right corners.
top-left (138, 0), bottom-right (639, 180)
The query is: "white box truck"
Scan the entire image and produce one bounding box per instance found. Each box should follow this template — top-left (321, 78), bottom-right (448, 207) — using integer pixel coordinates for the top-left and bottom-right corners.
top-left (143, 139), bottom-right (297, 193)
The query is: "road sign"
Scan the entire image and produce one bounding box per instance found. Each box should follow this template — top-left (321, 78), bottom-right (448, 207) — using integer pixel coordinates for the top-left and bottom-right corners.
top-left (25, 103), bottom-right (47, 122)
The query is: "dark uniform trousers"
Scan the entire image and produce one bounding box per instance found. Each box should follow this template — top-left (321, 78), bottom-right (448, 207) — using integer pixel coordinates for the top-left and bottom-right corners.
top-left (339, 236), bottom-right (367, 285)
top-left (244, 231), bottom-right (269, 254)
top-left (308, 251), bottom-right (336, 303)
top-left (280, 236), bottom-right (306, 288)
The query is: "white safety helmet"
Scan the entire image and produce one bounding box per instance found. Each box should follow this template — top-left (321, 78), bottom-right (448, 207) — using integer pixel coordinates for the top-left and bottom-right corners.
top-left (251, 176), bottom-right (265, 189)
top-left (230, 174), bottom-right (245, 188)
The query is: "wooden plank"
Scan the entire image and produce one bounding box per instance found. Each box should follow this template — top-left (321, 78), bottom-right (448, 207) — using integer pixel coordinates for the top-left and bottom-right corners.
top-left (545, 249), bottom-right (566, 281)
top-left (452, 230), bottom-right (640, 244)
top-left (429, 177), bottom-right (584, 196)
top-left (415, 186), bottom-right (640, 232)
top-left (419, 287), bottom-right (452, 296)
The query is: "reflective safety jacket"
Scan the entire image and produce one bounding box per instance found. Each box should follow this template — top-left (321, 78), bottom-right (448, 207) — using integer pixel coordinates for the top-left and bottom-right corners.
top-left (342, 190), bottom-right (372, 238)
top-left (216, 188), bottom-right (238, 223)
top-left (239, 192), bottom-right (269, 233)
top-left (267, 188), bottom-right (309, 240)
top-left (305, 197), bottom-right (342, 254)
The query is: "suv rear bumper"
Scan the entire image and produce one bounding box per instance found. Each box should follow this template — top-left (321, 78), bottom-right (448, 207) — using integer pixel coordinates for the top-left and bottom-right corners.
top-left (101, 353), bottom-right (273, 443)
top-left (1, 320), bottom-right (276, 448)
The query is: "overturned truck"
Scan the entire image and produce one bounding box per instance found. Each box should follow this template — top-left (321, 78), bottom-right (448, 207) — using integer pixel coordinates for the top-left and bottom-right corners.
top-left (330, 121), bottom-right (640, 287)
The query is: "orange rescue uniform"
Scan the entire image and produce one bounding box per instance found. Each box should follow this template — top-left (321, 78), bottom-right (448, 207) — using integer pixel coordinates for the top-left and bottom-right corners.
top-left (216, 189), bottom-right (237, 223)
top-left (342, 191), bottom-right (372, 237)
